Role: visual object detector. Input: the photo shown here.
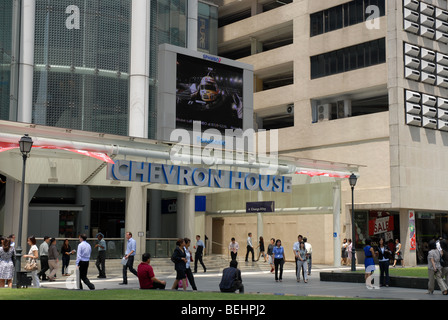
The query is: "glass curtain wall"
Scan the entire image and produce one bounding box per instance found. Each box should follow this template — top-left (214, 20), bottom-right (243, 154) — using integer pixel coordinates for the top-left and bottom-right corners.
top-left (149, 0), bottom-right (187, 139)
top-left (197, 2), bottom-right (218, 55)
top-left (33, 0), bottom-right (131, 136)
top-left (0, 0), bottom-right (14, 121)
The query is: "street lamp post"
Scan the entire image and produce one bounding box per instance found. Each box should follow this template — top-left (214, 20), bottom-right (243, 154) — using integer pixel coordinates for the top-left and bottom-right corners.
top-left (349, 173), bottom-right (358, 272)
top-left (14, 134), bottom-right (33, 288)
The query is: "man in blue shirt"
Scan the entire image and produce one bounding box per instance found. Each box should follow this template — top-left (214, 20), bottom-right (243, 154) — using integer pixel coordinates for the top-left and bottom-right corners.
top-left (120, 232), bottom-right (138, 285)
top-left (76, 234), bottom-right (95, 290)
top-left (194, 235), bottom-right (206, 273)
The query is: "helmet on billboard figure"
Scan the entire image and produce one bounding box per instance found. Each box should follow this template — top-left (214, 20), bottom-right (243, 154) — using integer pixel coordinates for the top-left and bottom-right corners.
top-left (199, 76), bottom-right (219, 102)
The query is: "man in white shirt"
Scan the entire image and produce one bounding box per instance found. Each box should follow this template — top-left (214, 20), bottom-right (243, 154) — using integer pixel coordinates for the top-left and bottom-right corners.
top-left (76, 234), bottom-right (95, 290)
top-left (245, 233), bottom-right (255, 262)
top-left (304, 237), bottom-right (312, 275)
top-left (229, 237), bottom-right (239, 261)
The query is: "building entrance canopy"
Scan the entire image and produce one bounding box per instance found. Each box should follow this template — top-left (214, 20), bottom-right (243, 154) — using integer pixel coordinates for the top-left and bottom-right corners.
top-left (0, 120), bottom-right (360, 190)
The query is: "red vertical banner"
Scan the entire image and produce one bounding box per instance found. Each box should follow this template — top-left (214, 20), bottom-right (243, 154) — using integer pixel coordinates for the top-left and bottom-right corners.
top-left (409, 210), bottom-right (416, 250)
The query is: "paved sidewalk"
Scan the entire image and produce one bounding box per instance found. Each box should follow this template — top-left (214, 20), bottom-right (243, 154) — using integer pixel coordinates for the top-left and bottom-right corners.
top-left (38, 259), bottom-right (447, 300)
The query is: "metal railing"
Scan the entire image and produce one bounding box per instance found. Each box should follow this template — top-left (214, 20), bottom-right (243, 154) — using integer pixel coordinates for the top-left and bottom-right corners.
top-left (31, 238), bottom-right (178, 259)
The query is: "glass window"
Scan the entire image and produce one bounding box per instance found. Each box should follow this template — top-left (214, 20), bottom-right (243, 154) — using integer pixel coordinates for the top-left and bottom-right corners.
top-left (310, 38), bottom-right (386, 79)
top-left (198, 2), bottom-right (218, 55)
top-left (327, 6), bottom-right (343, 32)
top-left (33, 0), bottom-right (131, 136)
top-left (311, 0), bottom-right (385, 37)
top-left (310, 12), bottom-right (324, 36)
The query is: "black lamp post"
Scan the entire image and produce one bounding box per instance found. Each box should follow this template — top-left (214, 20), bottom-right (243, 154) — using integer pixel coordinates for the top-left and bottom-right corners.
top-left (14, 134), bottom-right (33, 287)
top-left (349, 173), bottom-right (358, 271)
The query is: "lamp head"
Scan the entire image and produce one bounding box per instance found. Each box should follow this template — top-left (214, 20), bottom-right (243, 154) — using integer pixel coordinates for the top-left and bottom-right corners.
top-left (19, 134), bottom-right (33, 155)
top-left (349, 173), bottom-right (358, 188)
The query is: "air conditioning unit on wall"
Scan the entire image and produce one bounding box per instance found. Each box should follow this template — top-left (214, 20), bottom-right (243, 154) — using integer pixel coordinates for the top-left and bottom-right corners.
top-left (317, 104), bottom-right (331, 122)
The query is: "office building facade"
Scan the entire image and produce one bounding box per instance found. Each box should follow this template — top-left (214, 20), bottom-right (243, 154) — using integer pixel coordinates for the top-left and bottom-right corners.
top-left (217, 0), bottom-right (448, 266)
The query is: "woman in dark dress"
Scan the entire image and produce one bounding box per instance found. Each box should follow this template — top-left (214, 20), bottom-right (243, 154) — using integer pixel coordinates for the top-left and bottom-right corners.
top-left (171, 238), bottom-right (188, 291)
top-left (256, 236), bottom-right (267, 262)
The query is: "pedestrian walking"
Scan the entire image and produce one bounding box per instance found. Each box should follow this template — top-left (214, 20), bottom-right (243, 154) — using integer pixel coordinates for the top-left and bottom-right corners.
top-left (245, 232), bottom-right (255, 262)
top-left (376, 238), bottom-right (391, 287)
top-left (38, 236), bottom-right (50, 281)
top-left (364, 239), bottom-right (376, 289)
top-left (95, 233), bottom-right (106, 278)
top-left (120, 232), bottom-right (138, 285)
top-left (256, 236), bottom-right (267, 262)
top-left (427, 240), bottom-right (448, 295)
top-left (47, 238), bottom-right (59, 281)
top-left (393, 239), bottom-right (404, 267)
top-left (272, 239), bottom-right (285, 282)
top-left (184, 238), bottom-right (198, 290)
top-left (24, 236), bottom-right (40, 288)
top-left (229, 237), bottom-right (239, 261)
top-left (76, 233), bottom-right (95, 290)
top-left (0, 237), bottom-right (15, 288)
top-left (194, 235), bottom-right (206, 273)
top-left (61, 239), bottom-right (74, 276)
top-left (171, 238), bottom-right (188, 291)
top-left (293, 235), bottom-right (305, 279)
top-left (341, 238), bottom-right (348, 266)
top-left (267, 238), bottom-right (275, 273)
top-left (296, 241), bottom-right (308, 283)
top-left (347, 238), bottom-right (353, 266)
top-left (303, 237), bottom-right (312, 275)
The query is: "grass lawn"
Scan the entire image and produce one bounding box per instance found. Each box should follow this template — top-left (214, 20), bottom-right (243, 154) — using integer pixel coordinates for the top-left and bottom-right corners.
top-left (0, 288), bottom-right (353, 300)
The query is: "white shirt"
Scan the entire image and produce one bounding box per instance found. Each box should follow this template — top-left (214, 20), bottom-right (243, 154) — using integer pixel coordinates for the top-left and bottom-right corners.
top-left (305, 242), bottom-right (312, 254)
top-left (247, 237), bottom-right (253, 247)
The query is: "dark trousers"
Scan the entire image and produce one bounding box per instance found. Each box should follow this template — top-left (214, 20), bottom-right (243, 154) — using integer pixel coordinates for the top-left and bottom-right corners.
top-left (185, 268), bottom-right (197, 290)
top-left (245, 246), bottom-right (254, 261)
top-left (123, 255), bottom-right (138, 283)
top-left (39, 256), bottom-right (49, 280)
top-left (274, 258), bottom-right (284, 281)
top-left (194, 254), bottom-right (206, 272)
top-left (96, 250), bottom-right (106, 277)
top-left (379, 260), bottom-right (390, 286)
top-left (220, 280), bottom-right (244, 294)
top-left (62, 255), bottom-right (70, 275)
top-left (147, 282), bottom-right (166, 290)
top-left (78, 261), bottom-right (95, 290)
top-left (231, 251), bottom-right (238, 261)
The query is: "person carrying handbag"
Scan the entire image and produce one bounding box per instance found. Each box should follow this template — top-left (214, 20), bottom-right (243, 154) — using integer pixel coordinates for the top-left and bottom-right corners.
top-left (23, 236), bottom-right (40, 288)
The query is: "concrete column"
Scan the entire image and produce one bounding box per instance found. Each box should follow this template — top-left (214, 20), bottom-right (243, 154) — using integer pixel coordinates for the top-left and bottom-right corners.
top-left (17, 0), bottom-right (35, 123)
top-left (400, 209), bottom-right (416, 267)
top-left (251, 0), bottom-right (263, 15)
top-left (4, 179), bottom-right (29, 254)
top-left (177, 191), bottom-right (195, 241)
top-left (187, 0), bottom-right (198, 50)
top-left (129, 0), bottom-right (150, 138)
top-left (257, 191), bottom-right (263, 239)
top-left (125, 185), bottom-right (147, 257)
top-left (333, 181), bottom-right (341, 267)
top-left (148, 189), bottom-right (162, 238)
top-left (76, 186), bottom-right (91, 237)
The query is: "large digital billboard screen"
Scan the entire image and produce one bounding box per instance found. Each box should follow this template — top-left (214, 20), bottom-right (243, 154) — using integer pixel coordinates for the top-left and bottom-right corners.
top-left (157, 44), bottom-right (253, 142)
top-left (176, 53), bottom-right (244, 132)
